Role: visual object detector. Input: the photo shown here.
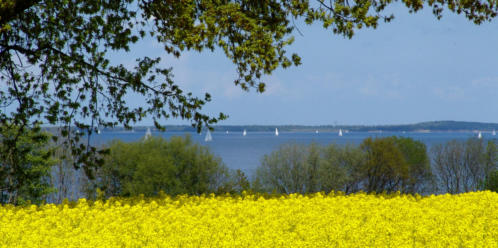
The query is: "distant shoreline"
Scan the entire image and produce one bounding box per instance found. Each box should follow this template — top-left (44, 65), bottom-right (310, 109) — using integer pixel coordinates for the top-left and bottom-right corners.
top-left (43, 121), bottom-right (498, 133)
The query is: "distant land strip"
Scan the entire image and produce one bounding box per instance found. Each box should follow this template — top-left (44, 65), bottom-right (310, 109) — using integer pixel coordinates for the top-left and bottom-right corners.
top-left (45, 121), bottom-right (498, 133)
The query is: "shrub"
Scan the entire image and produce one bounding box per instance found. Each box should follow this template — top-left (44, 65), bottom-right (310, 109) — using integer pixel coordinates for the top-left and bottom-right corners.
top-left (87, 135), bottom-right (229, 198)
top-left (485, 170), bottom-right (498, 192)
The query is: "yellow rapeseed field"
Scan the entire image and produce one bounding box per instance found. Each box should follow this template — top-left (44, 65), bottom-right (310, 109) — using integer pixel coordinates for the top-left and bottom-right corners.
top-left (1, 191), bottom-right (497, 247)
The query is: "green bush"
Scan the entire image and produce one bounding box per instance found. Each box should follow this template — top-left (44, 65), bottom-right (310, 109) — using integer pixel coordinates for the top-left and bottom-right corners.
top-left (0, 124), bottom-right (55, 205)
top-left (485, 170), bottom-right (498, 192)
top-left (87, 135), bottom-right (230, 198)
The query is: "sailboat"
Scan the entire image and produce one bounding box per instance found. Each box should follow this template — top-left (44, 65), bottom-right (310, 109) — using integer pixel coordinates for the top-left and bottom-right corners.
top-left (243, 129), bottom-right (247, 136)
top-left (338, 129), bottom-right (343, 137)
top-left (275, 128), bottom-right (279, 136)
top-left (493, 129), bottom-right (496, 136)
top-left (205, 130), bottom-right (213, 142)
top-left (226, 130), bottom-right (229, 134)
top-left (478, 131), bottom-right (482, 139)
top-left (97, 129), bottom-right (101, 134)
top-left (144, 127), bottom-right (152, 140)
top-left (315, 130), bottom-right (319, 134)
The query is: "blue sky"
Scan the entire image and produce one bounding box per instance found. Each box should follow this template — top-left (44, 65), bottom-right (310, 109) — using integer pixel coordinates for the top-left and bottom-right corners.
top-left (121, 3), bottom-right (498, 126)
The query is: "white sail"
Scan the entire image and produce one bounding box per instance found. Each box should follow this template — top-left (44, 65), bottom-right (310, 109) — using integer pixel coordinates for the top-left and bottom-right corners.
top-left (338, 129), bottom-right (343, 137)
top-left (144, 127), bottom-right (152, 140)
top-left (226, 130), bottom-right (229, 134)
top-left (275, 128), bottom-right (279, 136)
top-left (478, 131), bottom-right (482, 139)
top-left (493, 130), bottom-right (496, 136)
top-left (243, 129), bottom-right (247, 136)
top-left (205, 130), bottom-right (213, 142)
top-left (97, 129), bottom-right (101, 134)
top-left (315, 130), bottom-right (319, 134)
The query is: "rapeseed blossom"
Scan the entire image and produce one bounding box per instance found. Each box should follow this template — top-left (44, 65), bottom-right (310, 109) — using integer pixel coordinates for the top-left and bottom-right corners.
top-left (1, 191), bottom-right (497, 247)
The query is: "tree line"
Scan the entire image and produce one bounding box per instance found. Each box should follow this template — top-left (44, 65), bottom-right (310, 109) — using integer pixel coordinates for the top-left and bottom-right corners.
top-left (255, 137), bottom-right (498, 195)
top-left (1, 126), bottom-right (497, 204)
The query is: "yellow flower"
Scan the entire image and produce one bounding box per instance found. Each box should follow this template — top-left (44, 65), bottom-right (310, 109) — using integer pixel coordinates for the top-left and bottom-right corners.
top-left (0, 191), bottom-right (497, 247)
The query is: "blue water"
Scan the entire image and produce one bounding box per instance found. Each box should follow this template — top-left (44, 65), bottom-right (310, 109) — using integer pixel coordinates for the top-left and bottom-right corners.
top-left (91, 130), bottom-right (496, 177)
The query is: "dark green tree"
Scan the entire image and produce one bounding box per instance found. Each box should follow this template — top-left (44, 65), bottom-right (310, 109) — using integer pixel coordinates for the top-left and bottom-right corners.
top-left (88, 135), bottom-right (229, 198)
top-left (484, 170), bottom-right (498, 192)
top-left (1, 0), bottom-right (497, 177)
top-left (359, 136), bottom-right (433, 193)
top-left (0, 124), bottom-right (55, 204)
top-left (360, 137), bottom-right (409, 193)
top-left (393, 137), bottom-right (433, 193)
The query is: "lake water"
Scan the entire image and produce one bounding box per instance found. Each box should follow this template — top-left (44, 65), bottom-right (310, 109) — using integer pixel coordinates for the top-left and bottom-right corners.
top-left (92, 130), bottom-right (497, 177)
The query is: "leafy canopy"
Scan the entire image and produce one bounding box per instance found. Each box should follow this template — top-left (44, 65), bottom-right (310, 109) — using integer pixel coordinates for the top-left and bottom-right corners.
top-left (0, 124), bottom-right (55, 204)
top-left (88, 135), bottom-right (229, 198)
top-left (1, 0), bottom-right (496, 176)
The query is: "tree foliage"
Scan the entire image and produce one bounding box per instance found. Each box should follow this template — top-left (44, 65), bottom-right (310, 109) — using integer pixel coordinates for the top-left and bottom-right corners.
top-left (87, 135), bottom-right (229, 198)
top-left (0, 124), bottom-right (55, 204)
top-left (392, 137), bottom-right (433, 193)
top-left (360, 137), bottom-right (409, 193)
top-left (484, 169), bottom-right (498, 192)
top-left (255, 143), bottom-right (319, 194)
top-left (357, 137), bottom-right (433, 193)
top-left (255, 143), bottom-right (366, 194)
top-left (255, 137), bottom-right (433, 194)
top-left (1, 0), bottom-right (497, 177)
top-left (218, 169), bottom-right (252, 194)
top-left (319, 144), bottom-right (365, 193)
